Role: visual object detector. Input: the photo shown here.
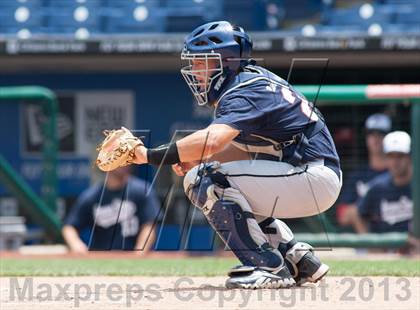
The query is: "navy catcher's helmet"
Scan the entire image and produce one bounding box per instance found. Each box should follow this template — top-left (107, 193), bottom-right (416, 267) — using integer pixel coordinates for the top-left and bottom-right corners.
top-left (181, 21), bottom-right (253, 106)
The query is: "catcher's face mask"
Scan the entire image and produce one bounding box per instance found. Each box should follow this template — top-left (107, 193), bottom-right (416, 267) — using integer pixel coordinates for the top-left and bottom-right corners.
top-left (180, 52), bottom-right (223, 106)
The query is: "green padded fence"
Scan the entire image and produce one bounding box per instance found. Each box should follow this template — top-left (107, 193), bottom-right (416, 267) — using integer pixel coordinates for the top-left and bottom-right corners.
top-left (295, 233), bottom-right (408, 249)
top-left (0, 154), bottom-right (61, 240)
top-left (0, 86), bottom-right (61, 240)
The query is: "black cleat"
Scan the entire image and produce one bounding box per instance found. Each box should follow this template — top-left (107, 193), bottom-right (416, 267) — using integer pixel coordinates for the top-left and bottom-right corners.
top-left (225, 265), bottom-right (295, 289)
top-left (294, 251), bottom-right (329, 285)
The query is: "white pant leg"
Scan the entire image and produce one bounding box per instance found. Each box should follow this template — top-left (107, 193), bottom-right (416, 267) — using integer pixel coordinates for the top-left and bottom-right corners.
top-left (218, 160), bottom-right (342, 219)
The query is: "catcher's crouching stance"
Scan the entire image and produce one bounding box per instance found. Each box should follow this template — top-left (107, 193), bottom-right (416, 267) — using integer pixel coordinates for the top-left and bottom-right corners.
top-left (97, 21), bottom-right (342, 289)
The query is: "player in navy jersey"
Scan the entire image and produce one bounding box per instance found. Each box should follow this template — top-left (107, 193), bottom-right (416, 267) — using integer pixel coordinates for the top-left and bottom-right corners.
top-left (132, 21), bottom-right (342, 289)
top-left (62, 167), bottom-right (160, 253)
top-left (337, 113), bottom-right (391, 233)
top-left (358, 131), bottom-right (413, 234)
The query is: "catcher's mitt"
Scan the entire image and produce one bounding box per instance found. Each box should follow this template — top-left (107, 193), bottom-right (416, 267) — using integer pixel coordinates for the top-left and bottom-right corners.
top-left (96, 127), bottom-right (143, 172)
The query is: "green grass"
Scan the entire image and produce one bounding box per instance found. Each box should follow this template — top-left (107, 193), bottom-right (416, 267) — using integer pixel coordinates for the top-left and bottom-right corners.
top-left (1, 257), bottom-right (419, 277)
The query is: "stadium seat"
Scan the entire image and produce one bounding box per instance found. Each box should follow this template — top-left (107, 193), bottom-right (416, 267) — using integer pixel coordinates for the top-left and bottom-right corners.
top-left (44, 0), bottom-right (102, 37)
top-left (223, 0), bottom-right (268, 31)
top-left (324, 3), bottom-right (393, 27)
top-left (296, 24), bottom-right (365, 36)
top-left (0, 0), bottom-right (43, 6)
top-left (383, 24), bottom-right (420, 34)
top-left (0, 0), bottom-right (44, 37)
top-left (103, 1), bottom-right (165, 33)
top-left (0, 0), bottom-right (419, 36)
top-left (380, 0), bottom-right (420, 4)
top-left (319, 25), bottom-right (365, 35)
top-left (162, 0), bottom-right (222, 19)
top-left (394, 6), bottom-right (420, 25)
top-left (162, 0), bottom-right (223, 32)
top-left (282, 0), bottom-right (322, 20)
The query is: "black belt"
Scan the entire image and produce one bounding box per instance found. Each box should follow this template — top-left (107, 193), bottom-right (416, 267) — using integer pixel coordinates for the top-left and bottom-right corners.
top-left (248, 153), bottom-right (341, 179)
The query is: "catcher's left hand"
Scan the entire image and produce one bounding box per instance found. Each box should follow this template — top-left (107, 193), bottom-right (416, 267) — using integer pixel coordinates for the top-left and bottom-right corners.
top-left (96, 127), bottom-right (143, 172)
top-left (172, 161), bottom-right (200, 176)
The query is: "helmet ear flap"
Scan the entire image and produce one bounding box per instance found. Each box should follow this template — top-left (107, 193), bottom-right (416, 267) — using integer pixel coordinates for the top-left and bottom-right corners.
top-left (241, 39), bottom-right (252, 58)
top-left (235, 26), bottom-right (245, 57)
top-left (233, 26), bottom-right (251, 58)
top-left (240, 38), bottom-right (245, 57)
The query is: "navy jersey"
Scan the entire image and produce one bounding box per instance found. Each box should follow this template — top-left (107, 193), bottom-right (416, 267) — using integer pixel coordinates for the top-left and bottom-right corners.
top-left (339, 164), bottom-right (387, 204)
top-left (65, 177), bottom-right (160, 250)
top-left (212, 65), bottom-right (340, 172)
top-left (358, 173), bottom-right (413, 233)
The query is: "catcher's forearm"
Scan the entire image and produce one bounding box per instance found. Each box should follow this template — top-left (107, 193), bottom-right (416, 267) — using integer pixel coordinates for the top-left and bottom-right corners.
top-left (147, 143), bottom-right (180, 165)
top-left (134, 144), bottom-right (180, 165)
top-left (135, 130), bottom-right (225, 165)
top-left (138, 131), bottom-right (225, 166)
top-left (176, 129), bottom-right (224, 162)
top-left (134, 124), bottom-right (239, 166)
top-left (177, 124), bottom-right (239, 162)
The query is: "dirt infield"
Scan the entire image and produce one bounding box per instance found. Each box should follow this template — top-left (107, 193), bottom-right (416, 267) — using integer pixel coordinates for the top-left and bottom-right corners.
top-left (1, 276), bottom-right (419, 310)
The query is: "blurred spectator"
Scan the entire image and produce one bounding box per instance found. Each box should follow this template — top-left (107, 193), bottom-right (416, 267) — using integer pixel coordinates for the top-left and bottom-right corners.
top-left (336, 113), bottom-right (391, 233)
top-left (358, 131), bottom-right (413, 233)
top-left (62, 166), bottom-right (160, 253)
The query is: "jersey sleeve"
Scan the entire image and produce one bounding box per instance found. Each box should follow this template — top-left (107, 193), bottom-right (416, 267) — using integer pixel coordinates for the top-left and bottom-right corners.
top-left (357, 186), bottom-right (377, 219)
top-left (64, 189), bottom-right (95, 231)
top-left (212, 97), bottom-right (264, 136)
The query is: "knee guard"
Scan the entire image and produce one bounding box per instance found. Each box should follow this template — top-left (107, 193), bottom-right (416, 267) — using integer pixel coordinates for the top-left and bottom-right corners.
top-left (183, 162), bottom-right (284, 270)
top-left (183, 162), bottom-right (224, 215)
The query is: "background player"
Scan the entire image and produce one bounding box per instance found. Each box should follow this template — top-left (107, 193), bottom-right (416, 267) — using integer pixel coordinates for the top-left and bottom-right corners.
top-left (130, 21), bottom-right (342, 289)
top-left (358, 131), bottom-right (413, 235)
top-left (62, 166), bottom-right (160, 253)
top-left (337, 113), bottom-right (391, 233)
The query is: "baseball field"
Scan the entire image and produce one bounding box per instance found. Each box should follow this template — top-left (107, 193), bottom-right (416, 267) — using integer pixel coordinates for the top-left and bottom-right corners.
top-left (1, 251), bottom-right (419, 310)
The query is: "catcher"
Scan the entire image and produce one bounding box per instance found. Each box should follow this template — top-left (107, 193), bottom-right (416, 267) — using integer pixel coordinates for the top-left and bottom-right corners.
top-left (97, 21), bottom-right (342, 289)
